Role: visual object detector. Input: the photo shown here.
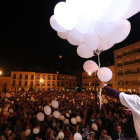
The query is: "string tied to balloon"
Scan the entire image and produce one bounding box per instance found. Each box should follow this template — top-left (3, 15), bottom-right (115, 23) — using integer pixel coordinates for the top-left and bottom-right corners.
top-left (97, 51), bottom-right (102, 110)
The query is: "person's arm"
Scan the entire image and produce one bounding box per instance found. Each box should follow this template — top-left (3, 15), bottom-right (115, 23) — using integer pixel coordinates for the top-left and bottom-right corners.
top-left (100, 82), bottom-right (120, 99)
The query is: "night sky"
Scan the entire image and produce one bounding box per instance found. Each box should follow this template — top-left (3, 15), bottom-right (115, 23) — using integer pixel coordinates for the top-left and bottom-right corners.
top-left (0, 0), bottom-right (140, 73)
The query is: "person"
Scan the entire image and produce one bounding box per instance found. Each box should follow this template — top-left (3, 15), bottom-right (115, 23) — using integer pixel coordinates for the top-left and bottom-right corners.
top-left (99, 129), bottom-right (112, 140)
top-left (112, 125), bottom-right (125, 140)
top-left (100, 82), bottom-right (140, 139)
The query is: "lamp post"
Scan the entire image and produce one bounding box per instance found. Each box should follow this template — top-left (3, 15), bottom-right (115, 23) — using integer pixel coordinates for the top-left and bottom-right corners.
top-left (40, 78), bottom-right (43, 91)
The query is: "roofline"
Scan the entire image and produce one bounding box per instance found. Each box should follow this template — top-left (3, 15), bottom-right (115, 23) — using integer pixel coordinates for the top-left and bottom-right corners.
top-left (0, 77), bottom-right (11, 79)
top-left (113, 41), bottom-right (140, 53)
top-left (11, 71), bottom-right (76, 76)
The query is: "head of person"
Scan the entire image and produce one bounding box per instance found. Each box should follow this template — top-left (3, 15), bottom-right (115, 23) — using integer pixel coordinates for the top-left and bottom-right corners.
top-left (101, 129), bottom-right (108, 137)
top-left (116, 125), bottom-right (122, 133)
top-left (90, 131), bottom-right (95, 138)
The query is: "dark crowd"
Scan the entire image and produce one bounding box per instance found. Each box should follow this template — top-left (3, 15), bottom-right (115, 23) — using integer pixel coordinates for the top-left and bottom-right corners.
top-left (0, 89), bottom-right (138, 140)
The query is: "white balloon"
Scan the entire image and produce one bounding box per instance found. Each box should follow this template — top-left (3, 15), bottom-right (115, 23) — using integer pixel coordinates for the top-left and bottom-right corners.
top-left (74, 13), bottom-right (91, 34)
top-left (92, 123), bottom-right (98, 131)
top-left (105, 0), bottom-right (131, 22)
top-left (76, 116), bottom-right (81, 123)
top-left (50, 15), bottom-right (67, 32)
top-left (85, 31), bottom-right (100, 50)
top-left (71, 28), bottom-right (84, 42)
top-left (108, 19), bottom-right (131, 43)
top-left (59, 115), bottom-right (65, 121)
top-left (66, 113), bottom-right (70, 118)
top-left (84, 0), bottom-right (112, 21)
top-left (77, 44), bottom-right (93, 58)
top-left (51, 100), bottom-right (59, 108)
top-left (44, 106), bottom-right (51, 116)
top-left (25, 129), bottom-right (31, 136)
top-left (54, 2), bottom-right (76, 30)
top-left (57, 31), bottom-right (69, 40)
top-left (83, 60), bottom-right (98, 73)
top-left (123, 0), bottom-right (140, 19)
top-left (33, 128), bottom-right (40, 134)
top-left (37, 112), bottom-right (44, 121)
top-left (67, 32), bottom-right (82, 46)
top-left (53, 111), bottom-right (60, 118)
top-left (64, 119), bottom-right (69, 124)
top-left (88, 20), bottom-right (97, 32)
top-left (98, 36), bottom-right (114, 51)
top-left (71, 118), bottom-right (77, 124)
top-left (97, 67), bottom-right (113, 82)
top-left (74, 133), bottom-right (82, 140)
top-left (58, 132), bottom-right (64, 139)
top-left (95, 15), bottom-right (111, 37)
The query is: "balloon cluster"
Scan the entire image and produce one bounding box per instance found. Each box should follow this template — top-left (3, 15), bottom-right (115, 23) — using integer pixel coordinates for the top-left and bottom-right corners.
top-left (50, 0), bottom-right (140, 82)
top-left (83, 60), bottom-right (112, 82)
top-left (50, 0), bottom-right (139, 58)
top-left (36, 100), bottom-right (83, 140)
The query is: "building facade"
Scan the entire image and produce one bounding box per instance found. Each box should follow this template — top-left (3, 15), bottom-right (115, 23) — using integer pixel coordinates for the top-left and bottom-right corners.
top-left (114, 41), bottom-right (140, 92)
top-left (82, 65), bottom-right (116, 90)
top-left (0, 71), bottom-right (76, 92)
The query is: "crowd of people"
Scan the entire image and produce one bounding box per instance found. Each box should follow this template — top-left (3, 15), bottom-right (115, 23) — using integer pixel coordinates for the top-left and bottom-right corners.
top-left (0, 88), bottom-right (138, 140)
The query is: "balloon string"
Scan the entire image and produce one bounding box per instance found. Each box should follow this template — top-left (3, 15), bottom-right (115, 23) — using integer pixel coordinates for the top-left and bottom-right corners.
top-left (68, 124), bottom-right (76, 129)
top-left (98, 54), bottom-right (101, 68)
top-left (63, 123), bottom-right (73, 135)
top-left (44, 122), bottom-right (57, 135)
top-left (98, 54), bottom-right (102, 110)
top-left (51, 119), bottom-right (67, 140)
top-left (99, 87), bottom-right (102, 110)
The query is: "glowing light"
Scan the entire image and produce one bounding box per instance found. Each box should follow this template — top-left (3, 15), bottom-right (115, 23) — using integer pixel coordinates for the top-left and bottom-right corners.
top-left (88, 72), bottom-right (91, 75)
top-left (40, 78), bottom-right (43, 83)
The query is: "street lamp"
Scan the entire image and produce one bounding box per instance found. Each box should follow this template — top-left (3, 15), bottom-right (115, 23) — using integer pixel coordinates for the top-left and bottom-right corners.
top-left (88, 72), bottom-right (91, 76)
top-left (40, 78), bottom-right (44, 91)
top-left (0, 71), bottom-right (2, 75)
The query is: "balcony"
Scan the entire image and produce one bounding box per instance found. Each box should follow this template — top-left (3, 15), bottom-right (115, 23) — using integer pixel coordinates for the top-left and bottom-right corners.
top-left (123, 59), bottom-right (140, 65)
top-left (117, 72), bottom-right (123, 76)
top-left (118, 82), bottom-right (124, 85)
top-left (123, 48), bottom-right (140, 56)
top-left (125, 70), bottom-right (140, 75)
top-left (83, 83), bottom-right (99, 86)
top-left (125, 81), bottom-right (140, 86)
top-left (117, 63), bottom-right (122, 67)
top-left (116, 55), bottom-right (122, 59)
